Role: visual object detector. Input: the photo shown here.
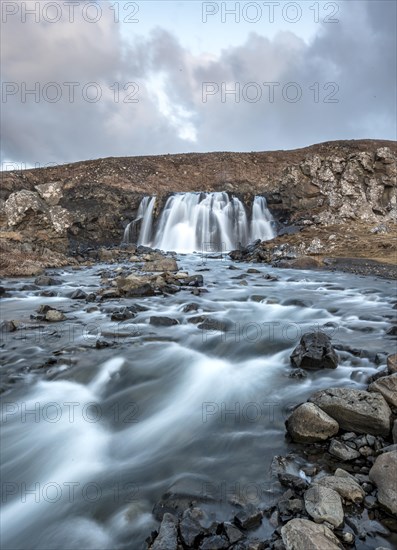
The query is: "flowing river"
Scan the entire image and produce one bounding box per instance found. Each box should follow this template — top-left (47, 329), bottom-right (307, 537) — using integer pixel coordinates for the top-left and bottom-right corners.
top-left (1, 255), bottom-right (396, 549)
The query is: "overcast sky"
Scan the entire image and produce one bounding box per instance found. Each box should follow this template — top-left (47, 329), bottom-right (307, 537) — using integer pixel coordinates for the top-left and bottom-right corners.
top-left (1, 0), bottom-right (396, 168)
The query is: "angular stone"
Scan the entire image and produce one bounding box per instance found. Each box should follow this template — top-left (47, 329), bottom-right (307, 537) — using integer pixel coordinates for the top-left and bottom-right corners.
top-left (304, 485), bottom-right (344, 527)
top-left (150, 513), bottom-right (178, 550)
top-left (234, 505), bottom-right (262, 530)
top-left (145, 258), bottom-right (178, 272)
top-left (5, 190), bottom-right (46, 227)
top-left (278, 473), bottom-right (309, 493)
top-left (179, 507), bottom-right (209, 547)
top-left (369, 374), bottom-right (397, 407)
top-left (70, 289), bottom-right (87, 300)
top-left (116, 274), bottom-right (155, 297)
top-left (286, 402), bottom-right (339, 443)
top-left (199, 535), bottom-right (229, 549)
top-left (387, 353), bottom-right (397, 374)
top-left (45, 309), bottom-right (65, 322)
top-left (35, 181), bottom-right (63, 205)
top-left (328, 439), bottom-right (361, 461)
top-left (369, 451), bottom-right (397, 515)
top-left (290, 332), bottom-right (338, 370)
top-left (223, 522), bottom-right (243, 544)
top-left (309, 388), bottom-right (392, 437)
top-left (281, 518), bottom-right (343, 550)
top-left (316, 475), bottom-right (365, 503)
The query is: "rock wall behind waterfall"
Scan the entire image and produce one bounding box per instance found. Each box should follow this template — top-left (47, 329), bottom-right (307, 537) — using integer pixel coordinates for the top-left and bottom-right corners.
top-left (0, 139), bottom-right (395, 253)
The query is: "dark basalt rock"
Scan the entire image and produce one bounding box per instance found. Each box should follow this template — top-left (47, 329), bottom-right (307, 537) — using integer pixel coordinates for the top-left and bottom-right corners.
top-left (290, 332), bottom-right (338, 370)
top-left (277, 473), bottom-right (309, 493)
top-left (69, 289), bottom-right (87, 299)
top-left (233, 505), bottom-right (263, 530)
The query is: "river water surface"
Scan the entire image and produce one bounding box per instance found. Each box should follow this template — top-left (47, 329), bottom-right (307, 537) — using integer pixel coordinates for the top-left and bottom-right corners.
top-left (1, 255), bottom-right (395, 549)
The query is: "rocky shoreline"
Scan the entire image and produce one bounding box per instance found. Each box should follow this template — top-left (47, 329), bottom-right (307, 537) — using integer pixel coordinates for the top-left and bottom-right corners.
top-left (145, 335), bottom-right (397, 550)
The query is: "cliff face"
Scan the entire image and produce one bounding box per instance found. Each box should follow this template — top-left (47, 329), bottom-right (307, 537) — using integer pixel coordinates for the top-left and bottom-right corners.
top-left (0, 139), bottom-right (396, 266)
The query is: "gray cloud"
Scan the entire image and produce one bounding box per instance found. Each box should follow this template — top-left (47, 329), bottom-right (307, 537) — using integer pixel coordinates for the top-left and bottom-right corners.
top-left (1, 0), bottom-right (396, 166)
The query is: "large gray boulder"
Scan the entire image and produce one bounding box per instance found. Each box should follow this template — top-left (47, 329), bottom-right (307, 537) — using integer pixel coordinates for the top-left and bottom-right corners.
top-left (316, 475), bottom-right (365, 503)
top-left (369, 451), bottom-right (397, 515)
top-left (290, 332), bottom-right (338, 370)
top-left (281, 518), bottom-right (343, 550)
top-left (116, 274), bottom-right (155, 297)
top-left (304, 485), bottom-right (344, 527)
top-left (369, 374), bottom-right (397, 408)
top-left (309, 388), bottom-right (392, 437)
top-left (4, 190), bottom-right (46, 227)
top-left (286, 403), bottom-right (339, 443)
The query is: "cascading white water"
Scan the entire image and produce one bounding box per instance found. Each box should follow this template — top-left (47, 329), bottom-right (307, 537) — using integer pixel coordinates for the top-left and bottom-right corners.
top-left (124, 192), bottom-right (275, 252)
top-left (123, 196), bottom-right (156, 244)
top-left (251, 196), bottom-right (274, 242)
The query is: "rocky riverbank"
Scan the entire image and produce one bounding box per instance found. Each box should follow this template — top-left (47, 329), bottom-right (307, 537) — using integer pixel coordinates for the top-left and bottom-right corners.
top-left (146, 345), bottom-right (397, 550)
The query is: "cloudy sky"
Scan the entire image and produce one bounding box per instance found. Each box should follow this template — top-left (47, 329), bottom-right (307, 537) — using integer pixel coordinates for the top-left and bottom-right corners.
top-left (1, 0), bottom-right (396, 168)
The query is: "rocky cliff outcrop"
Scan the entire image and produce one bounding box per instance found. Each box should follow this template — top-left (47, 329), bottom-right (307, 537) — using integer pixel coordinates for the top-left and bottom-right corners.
top-left (1, 139), bottom-right (396, 275)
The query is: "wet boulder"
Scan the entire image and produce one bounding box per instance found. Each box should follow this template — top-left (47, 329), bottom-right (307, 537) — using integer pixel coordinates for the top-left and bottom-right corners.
top-left (34, 275), bottom-right (61, 286)
top-left (233, 504), bottom-right (262, 530)
top-left (316, 475), bottom-right (365, 503)
top-left (281, 518), bottom-right (343, 550)
top-left (369, 373), bottom-right (397, 407)
top-left (304, 485), bottom-right (344, 527)
top-left (290, 332), bottom-right (338, 370)
top-left (286, 403), bottom-right (339, 443)
top-left (45, 309), bottom-right (66, 322)
top-left (69, 289), bottom-right (88, 300)
top-left (116, 274), bottom-right (155, 297)
top-left (369, 451), bottom-right (397, 515)
top-left (309, 387), bottom-right (392, 437)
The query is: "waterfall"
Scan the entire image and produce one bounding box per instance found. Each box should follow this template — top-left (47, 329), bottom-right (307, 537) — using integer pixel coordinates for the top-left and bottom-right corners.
top-left (123, 196), bottom-right (156, 245)
top-left (124, 192), bottom-right (275, 252)
top-left (251, 196), bottom-right (274, 242)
